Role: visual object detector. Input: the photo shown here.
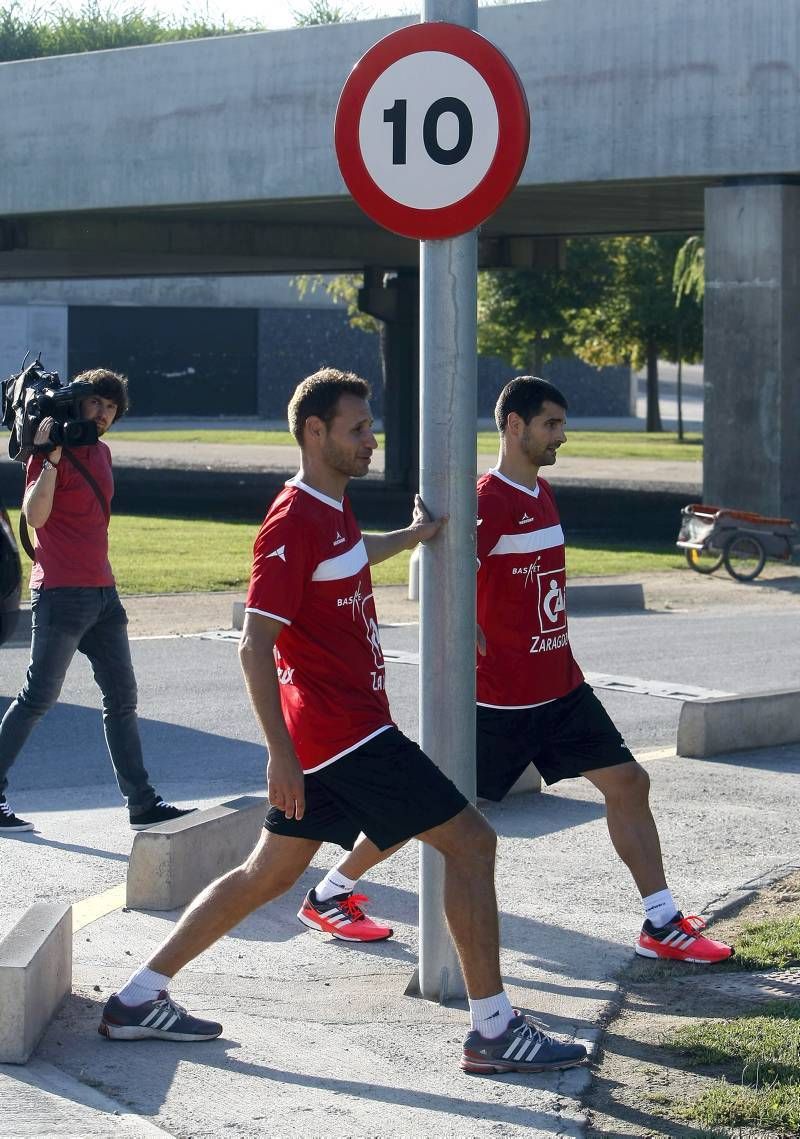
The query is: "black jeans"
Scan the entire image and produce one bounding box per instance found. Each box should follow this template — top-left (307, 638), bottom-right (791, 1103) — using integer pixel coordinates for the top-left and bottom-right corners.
top-left (0, 586), bottom-right (156, 815)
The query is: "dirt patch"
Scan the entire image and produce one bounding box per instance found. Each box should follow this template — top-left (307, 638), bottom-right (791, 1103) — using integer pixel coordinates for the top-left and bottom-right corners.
top-left (584, 873), bottom-right (800, 1139)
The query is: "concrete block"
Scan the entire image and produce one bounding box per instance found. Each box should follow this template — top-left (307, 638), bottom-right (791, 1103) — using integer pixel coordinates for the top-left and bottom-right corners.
top-left (0, 903), bottom-right (72, 1064)
top-left (127, 795), bottom-right (267, 911)
top-left (232, 600), bottom-right (245, 630)
top-left (566, 583), bottom-right (645, 612)
top-left (677, 688), bottom-right (800, 758)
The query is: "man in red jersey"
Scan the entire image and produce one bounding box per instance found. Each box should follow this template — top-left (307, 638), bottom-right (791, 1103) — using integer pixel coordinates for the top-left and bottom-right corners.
top-left (99, 368), bottom-right (587, 1075)
top-left (0, 369), bottom-right (194, 835)
top-left (307, 376), bottom-right (732, 967)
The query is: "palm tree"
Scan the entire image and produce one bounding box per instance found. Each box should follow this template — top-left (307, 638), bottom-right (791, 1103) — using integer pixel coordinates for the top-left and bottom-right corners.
top-left (672, 236), bottom-right (704, 440)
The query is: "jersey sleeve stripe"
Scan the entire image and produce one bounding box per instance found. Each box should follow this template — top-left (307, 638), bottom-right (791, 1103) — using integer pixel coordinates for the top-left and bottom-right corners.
top-left (311, 538), bottom-right (369, 582)
top-left (244, 606), bottom-right (292, 626)
top-left (488, 524), bottom-right (565, 557)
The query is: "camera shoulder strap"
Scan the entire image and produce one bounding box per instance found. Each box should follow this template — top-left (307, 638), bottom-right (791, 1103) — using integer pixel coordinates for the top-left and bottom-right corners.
top-left (17, 449), bottom-right (111, 562)
top-left (62, 449), bottom-right (111, 523)
top-left (18, 514), bottom-right (35, 561)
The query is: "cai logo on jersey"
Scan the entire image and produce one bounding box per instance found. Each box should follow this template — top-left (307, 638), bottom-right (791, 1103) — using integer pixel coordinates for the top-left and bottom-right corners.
top-left (537, 567), bottom-right (567, 633)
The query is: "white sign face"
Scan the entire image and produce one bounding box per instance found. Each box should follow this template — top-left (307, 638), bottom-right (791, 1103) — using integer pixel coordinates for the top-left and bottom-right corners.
top-left (358, 51), bottom-right (499, 210)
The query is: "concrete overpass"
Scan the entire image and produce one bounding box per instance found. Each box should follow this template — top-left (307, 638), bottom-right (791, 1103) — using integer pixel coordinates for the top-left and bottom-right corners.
top-left (0, 0), bottom-right (798, 517)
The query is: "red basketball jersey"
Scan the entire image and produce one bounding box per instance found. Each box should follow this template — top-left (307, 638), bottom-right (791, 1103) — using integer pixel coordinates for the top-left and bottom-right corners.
top-left (476, 469), bottom-right (583, 708)
top-left (245, 477), bottom-right (393, 772)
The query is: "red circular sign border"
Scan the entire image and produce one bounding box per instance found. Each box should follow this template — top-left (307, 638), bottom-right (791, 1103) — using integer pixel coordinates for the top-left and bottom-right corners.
top-left (335, 23), bottom-right (530, 241)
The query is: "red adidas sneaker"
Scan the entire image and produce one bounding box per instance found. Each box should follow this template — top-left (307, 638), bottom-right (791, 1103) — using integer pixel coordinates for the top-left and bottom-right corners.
top-left (635, 912), bottom-right (733, 964)
top-left (297, 889), bottom-right (393, 942)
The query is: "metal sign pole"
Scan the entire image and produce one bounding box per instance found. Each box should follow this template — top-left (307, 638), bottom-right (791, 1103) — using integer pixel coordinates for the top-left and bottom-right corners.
top-left (417, 0), bottom-right (478, 1004)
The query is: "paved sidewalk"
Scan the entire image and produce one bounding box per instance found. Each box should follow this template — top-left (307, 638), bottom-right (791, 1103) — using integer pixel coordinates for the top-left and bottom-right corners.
top-left (4, 572), bottom-right (800, 1136)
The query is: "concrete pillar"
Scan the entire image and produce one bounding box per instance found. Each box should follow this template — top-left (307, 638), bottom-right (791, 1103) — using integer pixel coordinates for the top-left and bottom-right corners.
top-left (358, 269), bottom-right (419, 489)
top-left (704, 181), bottom-right (800, 519)
top-left (0, 305), bottom-right (68, 383)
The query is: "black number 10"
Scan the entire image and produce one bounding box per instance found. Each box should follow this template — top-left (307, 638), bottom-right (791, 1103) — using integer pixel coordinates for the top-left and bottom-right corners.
top-left (383, 97), bottom-right (474, 166)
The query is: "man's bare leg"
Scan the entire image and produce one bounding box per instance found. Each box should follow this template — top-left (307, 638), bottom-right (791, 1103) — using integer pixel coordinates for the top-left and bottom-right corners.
top-left (416, 804), bottom-right (501, 998)
top-left (582, 762), bottom-right (667, 899)
top-left (148, 831), bottom-right (321, 977)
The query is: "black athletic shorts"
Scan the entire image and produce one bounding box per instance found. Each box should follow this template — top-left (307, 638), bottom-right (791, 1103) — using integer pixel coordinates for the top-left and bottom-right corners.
top-left (476, 682), bottom-right (635, 801)
top-left (264, 726), bottom-right (468, 851)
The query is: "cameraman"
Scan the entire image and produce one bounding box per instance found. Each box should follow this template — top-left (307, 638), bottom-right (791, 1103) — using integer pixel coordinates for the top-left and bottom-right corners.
top-left (0, 368), bottom-right (195, 835)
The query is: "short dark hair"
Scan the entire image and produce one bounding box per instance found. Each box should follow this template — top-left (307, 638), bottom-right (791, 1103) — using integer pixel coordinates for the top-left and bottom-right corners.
top-left (287, 367), bottom-right (371, 445)
top-left (73, 368), bottom-right (129, 421)
top-left (494, 376), bottom-right (568, 432)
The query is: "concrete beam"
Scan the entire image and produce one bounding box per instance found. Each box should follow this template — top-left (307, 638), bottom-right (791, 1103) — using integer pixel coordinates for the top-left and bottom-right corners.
top-left (677, 688), bottom-right (800, 758)
top-left (126, 795), bottom-right (266, 911)
top-left (0, 903), bottom-right (72, 1064)
top-left (1, 1), bottom-right (797, 223)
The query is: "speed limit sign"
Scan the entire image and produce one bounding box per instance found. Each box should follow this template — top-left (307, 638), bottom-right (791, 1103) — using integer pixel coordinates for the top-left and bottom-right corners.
top-left (335, 23), bottom-right (530, 240)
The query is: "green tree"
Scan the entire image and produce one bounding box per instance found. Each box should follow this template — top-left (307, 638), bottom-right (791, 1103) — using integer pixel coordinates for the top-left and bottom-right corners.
top-left (293, 272), bottom-right (379, 334)
top-left (0, 1), bottom-right (250, 62)
top-left (673, 234), bottom-right (705, 304)
top-left (477, 264), bottom-right (580, 373)
top-left (291, 0), bottom-right (357, 24)
top-left (671, 234), bottom-right (705, 439)
top-left (565, 235), bottom-right (703, 431)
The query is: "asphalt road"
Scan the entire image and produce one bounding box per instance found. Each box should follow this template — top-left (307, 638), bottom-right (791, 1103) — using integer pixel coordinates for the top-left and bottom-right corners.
top-left (2, 604), bottom-right (799, 922)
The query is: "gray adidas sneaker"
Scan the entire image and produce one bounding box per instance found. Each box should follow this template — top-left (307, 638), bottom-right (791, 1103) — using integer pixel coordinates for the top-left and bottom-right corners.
top-left (98, 991), bottom-right (222, 1042)
top-left (461, 1013), bottom-right (587, 1074)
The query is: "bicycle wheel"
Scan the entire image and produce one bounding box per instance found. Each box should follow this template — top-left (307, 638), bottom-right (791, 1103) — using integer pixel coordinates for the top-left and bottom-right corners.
top-left (723, 535), bottom-right (766, 581)
top-left (685, 546), bottom-right (724, 574)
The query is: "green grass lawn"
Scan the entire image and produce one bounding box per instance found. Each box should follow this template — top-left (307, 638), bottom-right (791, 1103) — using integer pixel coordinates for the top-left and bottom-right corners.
top-left (113, 428), bottom-right (308, 447)
top-left (8, 510), bottom-right (683, 594)
top-left (668, 1001), bottom-right (800, 1134)
top-left (664, 911), bottom-right (800, 1135)
top-left (112, 427), bottom-right (703, 462)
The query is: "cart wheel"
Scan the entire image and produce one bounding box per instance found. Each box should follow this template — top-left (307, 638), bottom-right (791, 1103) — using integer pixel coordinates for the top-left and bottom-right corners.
top-left (723, 535), bottom-right (766, 581)
top-left (685, 546), bottom-right (724, 574)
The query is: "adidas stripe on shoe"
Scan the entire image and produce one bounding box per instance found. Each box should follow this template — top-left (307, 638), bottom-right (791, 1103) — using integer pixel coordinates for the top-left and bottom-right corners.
top-left (297, 889), bottom-right (393, 942)
top-left (461, 1013), bottom-right (587, 1075)
top-left (98, 991), bottom-right (222, 1042)
top-left (635, 912), bottom-right (733, 964)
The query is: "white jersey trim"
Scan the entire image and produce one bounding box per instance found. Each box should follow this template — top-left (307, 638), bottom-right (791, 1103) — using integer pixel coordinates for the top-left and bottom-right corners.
top-left (285, 474), bottom-right (344, 513)
top-left (312, 538), bottom-right (368, 582)
top-left (304, 723), bottom-right (394, 774)
top-left (488, 468), bottom-right (541, 498)
top-left (244, 606), bottom-right (291, 626)
top-left (477, 698), bottom-right (556, 710)
top-left (488, 523), bottom-right (564, 557)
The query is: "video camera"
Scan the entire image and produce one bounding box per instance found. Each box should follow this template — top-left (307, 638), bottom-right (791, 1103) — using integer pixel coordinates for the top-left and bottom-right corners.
top-left (1, 356), bottom-right (99, 462)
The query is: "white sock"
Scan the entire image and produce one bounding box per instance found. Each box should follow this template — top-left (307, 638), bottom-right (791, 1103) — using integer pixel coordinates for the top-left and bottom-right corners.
top-left (315, 868), bottom-right (358, 903)
top-left (117, 966), bottom-right (172, 1007)
top-left (468, 991), bottom-right (515, 1039)
top-left (643, 888), bottom-right (678, 929)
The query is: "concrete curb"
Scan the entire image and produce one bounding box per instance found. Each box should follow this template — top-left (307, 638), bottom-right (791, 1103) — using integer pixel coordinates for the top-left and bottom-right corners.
top-left (677, 687), bottom-right (800, 758)
top-left (702, 862), bottom-right (800, 923)
top-left (127, 795), bottom-right (266, 911)
top-left (408, 559), bottom-right (645, 613)
top-left (567, 582), bottom-right (645, 612)
top-left (0, 903), bottom-right (71, 1064)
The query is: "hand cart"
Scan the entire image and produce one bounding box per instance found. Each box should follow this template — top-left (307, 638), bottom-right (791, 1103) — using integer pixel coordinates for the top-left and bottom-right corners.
top-left (677, 503), bottom-right (797, 582)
